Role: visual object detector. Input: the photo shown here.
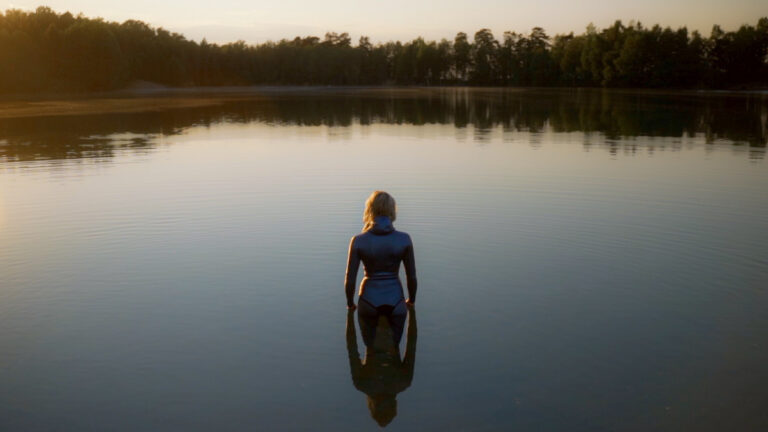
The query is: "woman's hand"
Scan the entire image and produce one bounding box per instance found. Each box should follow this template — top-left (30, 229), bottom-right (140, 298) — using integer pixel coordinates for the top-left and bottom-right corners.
top-left (347, 303), bottom-right (357, 311)
top-left (405, 299), bottom-right (415, 307)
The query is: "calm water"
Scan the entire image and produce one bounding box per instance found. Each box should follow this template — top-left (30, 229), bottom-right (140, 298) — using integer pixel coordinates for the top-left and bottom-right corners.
top-left (1, 88), bottom-right (767, 431)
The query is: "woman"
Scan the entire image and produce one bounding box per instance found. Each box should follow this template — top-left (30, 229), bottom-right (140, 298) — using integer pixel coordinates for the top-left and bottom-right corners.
top-left (344, 191), bottom-right (417, 345)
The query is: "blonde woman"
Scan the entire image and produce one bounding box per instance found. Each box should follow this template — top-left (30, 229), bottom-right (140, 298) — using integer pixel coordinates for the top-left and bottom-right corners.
top-left (344, 191), bottom-right (417, 345)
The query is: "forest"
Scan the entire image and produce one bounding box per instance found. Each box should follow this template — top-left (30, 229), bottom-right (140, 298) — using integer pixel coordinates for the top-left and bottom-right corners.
top-left (1, 6), bottom-right (767, 93)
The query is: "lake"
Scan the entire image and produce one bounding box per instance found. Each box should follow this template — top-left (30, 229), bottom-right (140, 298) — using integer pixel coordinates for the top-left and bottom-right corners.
top-left (1, 88), bottom-right (767, 431)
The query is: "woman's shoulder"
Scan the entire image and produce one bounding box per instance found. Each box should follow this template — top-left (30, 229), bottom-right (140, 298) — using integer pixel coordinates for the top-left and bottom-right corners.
top-left (352, 229), bottom-right (411, 240)
top-left (393, 229), bottom-right (413, 242)
top-left (351, 230), bottom-right (373, 242)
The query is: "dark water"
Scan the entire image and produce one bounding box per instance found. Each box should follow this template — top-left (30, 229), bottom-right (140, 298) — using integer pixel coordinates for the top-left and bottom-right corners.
top-left (1, 88), bottom-right (766, 431)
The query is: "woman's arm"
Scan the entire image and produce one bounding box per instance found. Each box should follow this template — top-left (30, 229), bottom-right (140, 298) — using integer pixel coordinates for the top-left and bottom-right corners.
top-left (403, 236), bottom-right (417, 304)
top-left (344, 237), bottom-right (360, 308)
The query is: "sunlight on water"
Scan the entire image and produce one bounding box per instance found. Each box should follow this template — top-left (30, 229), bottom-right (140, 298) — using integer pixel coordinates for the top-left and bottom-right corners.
top-left (0, 191), bottom-right (5, 230)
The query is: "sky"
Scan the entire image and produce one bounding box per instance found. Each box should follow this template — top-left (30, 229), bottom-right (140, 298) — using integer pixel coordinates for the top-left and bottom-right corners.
top-left (5, 1), bottom-right (766, 44)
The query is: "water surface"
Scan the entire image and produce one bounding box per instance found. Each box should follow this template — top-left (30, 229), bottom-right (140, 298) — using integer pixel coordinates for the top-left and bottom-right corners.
top-left (1, 88), bottom-right (767, 431)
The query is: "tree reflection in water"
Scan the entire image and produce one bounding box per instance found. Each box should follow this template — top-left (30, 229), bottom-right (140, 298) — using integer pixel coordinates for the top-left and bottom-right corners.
top-left (0, 89), bottom-right (764, 163)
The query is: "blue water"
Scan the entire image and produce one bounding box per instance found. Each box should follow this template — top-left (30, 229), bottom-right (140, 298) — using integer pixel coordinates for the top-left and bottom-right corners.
top-left (1, 88), bottom-right (766, 431)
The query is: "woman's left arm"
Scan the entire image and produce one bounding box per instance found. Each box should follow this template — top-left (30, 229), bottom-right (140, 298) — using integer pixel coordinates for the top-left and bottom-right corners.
top-left (344, 237), bottom-right (360, 309)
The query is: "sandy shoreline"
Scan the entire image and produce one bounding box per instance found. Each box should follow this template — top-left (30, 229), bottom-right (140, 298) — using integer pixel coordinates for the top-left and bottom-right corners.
top-left (0, 97), bottom-right (241, 119)
top-left (0, 86), bottom-right (438, 119)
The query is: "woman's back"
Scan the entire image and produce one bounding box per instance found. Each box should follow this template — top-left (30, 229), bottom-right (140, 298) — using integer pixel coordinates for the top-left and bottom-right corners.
top-left (345, 215), bottom-right (416, 308)
top-left (353, 216), bottom-right (413, 278)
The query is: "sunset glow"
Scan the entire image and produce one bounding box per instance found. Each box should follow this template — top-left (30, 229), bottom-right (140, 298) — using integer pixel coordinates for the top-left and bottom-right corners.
top-left (7, 0), bottom-right (765, 43)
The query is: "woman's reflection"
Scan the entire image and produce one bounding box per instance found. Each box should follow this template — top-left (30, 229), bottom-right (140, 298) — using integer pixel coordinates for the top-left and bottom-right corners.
top-left (346, 306), bottom-right (417, 427)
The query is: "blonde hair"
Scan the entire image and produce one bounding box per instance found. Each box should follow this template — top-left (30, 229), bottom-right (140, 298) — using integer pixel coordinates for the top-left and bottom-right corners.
top-left (363, 191), bottom-right (397, 231)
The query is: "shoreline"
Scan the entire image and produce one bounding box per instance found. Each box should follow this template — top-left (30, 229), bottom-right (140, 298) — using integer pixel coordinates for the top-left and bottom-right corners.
top-left (0, 85), bottom-right (765, 120)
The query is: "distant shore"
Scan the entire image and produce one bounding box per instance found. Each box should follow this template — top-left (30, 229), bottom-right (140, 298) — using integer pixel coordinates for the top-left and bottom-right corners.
top-left (0, 85), bottom-right (766, 120)
top-left (0, 85), bottom-right (393, 119)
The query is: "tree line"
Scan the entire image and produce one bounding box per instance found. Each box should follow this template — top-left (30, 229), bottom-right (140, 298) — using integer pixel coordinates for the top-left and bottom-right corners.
top-left (1, 7), bottom-right (766, 93)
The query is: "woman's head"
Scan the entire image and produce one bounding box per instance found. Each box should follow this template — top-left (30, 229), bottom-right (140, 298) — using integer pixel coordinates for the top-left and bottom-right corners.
top-left (363, 191), bottom-right (396, 231)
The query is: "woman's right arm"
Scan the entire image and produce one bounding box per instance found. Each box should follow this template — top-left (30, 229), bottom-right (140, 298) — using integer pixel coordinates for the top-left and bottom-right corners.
top-left (344, 237), bottom-right (360, 309)
top-left (403, 235), bottom-right (417, 304)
